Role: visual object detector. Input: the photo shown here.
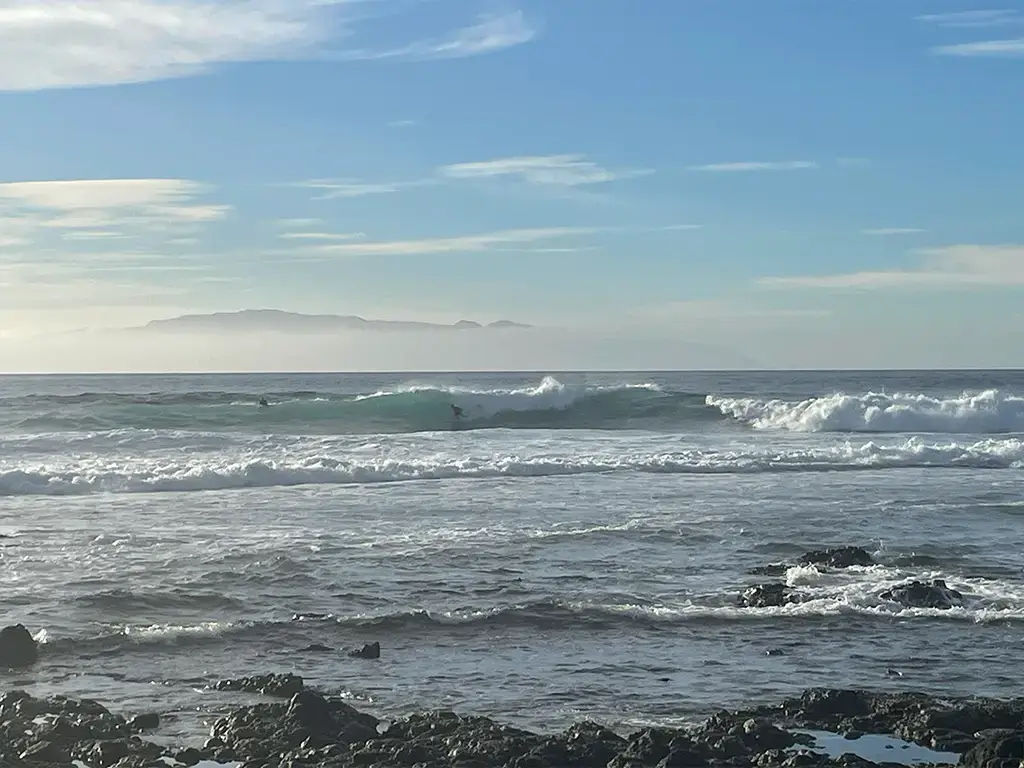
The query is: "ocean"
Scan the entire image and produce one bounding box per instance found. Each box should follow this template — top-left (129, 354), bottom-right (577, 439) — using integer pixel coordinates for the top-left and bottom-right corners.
top-left (1, 370), bottom-right (1023, 745)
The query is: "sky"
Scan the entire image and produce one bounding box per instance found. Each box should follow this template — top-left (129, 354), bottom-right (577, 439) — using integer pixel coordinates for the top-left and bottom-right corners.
top-left (1, 0), bottom-right (1023, 371)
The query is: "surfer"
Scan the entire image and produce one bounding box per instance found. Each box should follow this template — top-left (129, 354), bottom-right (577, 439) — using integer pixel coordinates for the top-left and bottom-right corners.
top-left (258, 397), bottom-right (269, 407)
top-left (450, 403), bottom-right (464, 420)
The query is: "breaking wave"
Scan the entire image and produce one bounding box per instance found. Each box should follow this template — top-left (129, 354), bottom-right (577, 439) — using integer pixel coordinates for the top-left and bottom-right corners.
top-left (707, 389), bottom-right (1024, 434)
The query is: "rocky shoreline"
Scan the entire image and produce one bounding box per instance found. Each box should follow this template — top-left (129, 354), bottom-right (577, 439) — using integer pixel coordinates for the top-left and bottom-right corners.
top-left (0, 677), bottom-right (1021, 768)
top-left (1, 544), bottom-right (1015, 767)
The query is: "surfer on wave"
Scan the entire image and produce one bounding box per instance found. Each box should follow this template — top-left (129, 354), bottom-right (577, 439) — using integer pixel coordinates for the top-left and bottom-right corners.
top-left (450, 404), bottom-right (464, 420)
top-left (259, 397), bottom-right (269, 407)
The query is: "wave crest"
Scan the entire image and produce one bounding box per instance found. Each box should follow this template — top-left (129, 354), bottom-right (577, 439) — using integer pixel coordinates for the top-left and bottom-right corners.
top-left (707, 389), bottom-right (1024, 434)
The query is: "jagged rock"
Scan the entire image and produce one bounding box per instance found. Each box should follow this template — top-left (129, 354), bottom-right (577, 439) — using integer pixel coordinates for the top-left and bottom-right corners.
top-left (348, 641), bottom-right (381, 659)
top-left (19, 739), bottom-right (70, 763)
top-left (212, 672), bottom-right (305, 697)
top-left (0, 625), bottom-right (38, 668)
top-left (739, 583), bottom-right (796, 608)
top-left (961, 731), bottom-right (1024, 768)
top-left (879, 579), bottom-right (964, 610)
top-left (210, 689), bottom-right (378, 760)
top-left (799, 546), bottom-right (874, 569)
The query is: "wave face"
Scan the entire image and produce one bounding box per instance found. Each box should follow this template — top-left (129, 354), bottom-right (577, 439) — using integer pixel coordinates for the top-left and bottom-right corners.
top-left (0, 376), bottom-right (719, 434)
top-left (707, 389), bottom-right (1024, 434)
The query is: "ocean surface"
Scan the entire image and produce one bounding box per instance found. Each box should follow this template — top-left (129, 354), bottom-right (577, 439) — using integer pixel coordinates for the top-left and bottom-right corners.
top-left (1, 370), bottom-right (1023, 744)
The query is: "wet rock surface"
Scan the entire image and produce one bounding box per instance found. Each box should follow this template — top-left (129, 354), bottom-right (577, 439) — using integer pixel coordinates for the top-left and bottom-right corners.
top-left (799, 547), bottom-right (875, 569)
top-left (739, 583), bottom-right (800, 608)
top-left (879, 580), bottom-right (965, 610)
top-left (6, 678), bottom-right (1018, 767)
top-left (213, 672), bottom-right (306, 697)
top-left (0, 624), bottom-right (39, 668)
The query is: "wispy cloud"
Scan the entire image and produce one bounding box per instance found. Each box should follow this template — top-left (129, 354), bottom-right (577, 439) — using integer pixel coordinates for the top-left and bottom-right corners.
top-left (387, 119), bottom-right (420, 129)
top-left (759, 244), bottom-right (1024, 289)
top-left (440, 155), bottom-right (649, 186)
top-left (688, 161), bottom-right (819, 172)
top-left (917, 10), bottom-right (1022, 28)
top-left (862, 228), bottom-right (926, 236)
top-left (302, 227), bottom-right (590, 257)
top-left (933, 38), bottom-right (1024, 56)
top-left (279, 231), bottom-right (366, 241)
top-left (342, 10), bottom-right (537, 61)
top-left (294, 178), bottom-right (435, 200)
top-left (0, 0), bottom-right (350, 92)
top-left (659, 224), bottom-right (704, 231)
top-left (0, 179), bottom-right (229, 236)
top-left (0, 2), bottom-right (537, 92)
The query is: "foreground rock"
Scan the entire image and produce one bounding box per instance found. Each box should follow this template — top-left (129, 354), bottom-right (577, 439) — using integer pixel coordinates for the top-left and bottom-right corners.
top-left (0, 624), bottom-right (38, 668)
top-left (7, 681), bottom-right (1024, 767)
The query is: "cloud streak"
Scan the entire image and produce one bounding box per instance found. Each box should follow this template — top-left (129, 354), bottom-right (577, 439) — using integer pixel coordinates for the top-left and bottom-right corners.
top-left (295, 178), bottom-right (435, 200)
top-left (759, 244), bottom-right (1024, 289)
top-left (303, 227), bottom-right (591, 257)
top-left (341, 11), bottom-right (537, 61)
top-left (688, 161), bottom-right (819, 172)
top-left (0, 179), bottom-right (229, 235)
top-left (440, 155), bottom-right (649, 186)
top-left (861, 228), bottom-right (926, 236)
top-left (933, 38), bottom-right (1024, 57)
top-left (917, 10), bottom-right (1022, 28)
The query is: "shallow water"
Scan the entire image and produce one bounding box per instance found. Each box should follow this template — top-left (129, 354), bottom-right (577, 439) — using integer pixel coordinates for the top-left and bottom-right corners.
top-left (2, 371), bottom-right (1023, 744)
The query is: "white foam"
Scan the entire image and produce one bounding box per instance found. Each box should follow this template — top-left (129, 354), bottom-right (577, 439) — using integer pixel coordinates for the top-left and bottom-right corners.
top-left (707, 389), bottom-right (1024, 433)
top-left (1, 436), bottom-right (1022, 496)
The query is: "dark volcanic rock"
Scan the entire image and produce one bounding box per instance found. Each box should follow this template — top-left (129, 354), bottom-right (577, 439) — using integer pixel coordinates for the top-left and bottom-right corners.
top-left (348, 640), bottom-right (381, 659)
top-left (799, 546), bottom-right (874, 569)
top-left (213, 671), bottom-right (305, 696)
top-left (210, 689), bottom-right (379, 759)
top-left (6, 683), bottom-right (1024, 768)
top-left (961, 731), bottom-right (1024, 768)
top-left (127, 712), bottom-right (160, 731)
top-left (300, 642), bottom-right (334, 653)
top-left (879, 579), bottom-right (964, 610)
top-left (0, 624), bottom-right (38, 668)
top-left (740, 583), bottom-right (797, 608)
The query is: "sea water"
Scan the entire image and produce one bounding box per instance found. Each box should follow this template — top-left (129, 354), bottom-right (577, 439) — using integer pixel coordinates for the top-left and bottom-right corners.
top-left (1, 370), bottom-right (1022, 744)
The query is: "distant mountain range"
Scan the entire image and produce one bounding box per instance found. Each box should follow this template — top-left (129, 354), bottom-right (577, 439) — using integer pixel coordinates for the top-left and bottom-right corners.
top-left (132, 310), bottom-right (533, 334)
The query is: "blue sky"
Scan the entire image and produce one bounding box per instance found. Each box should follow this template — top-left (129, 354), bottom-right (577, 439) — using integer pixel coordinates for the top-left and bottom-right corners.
top-left (1, 0), bottom-right (1023, 369)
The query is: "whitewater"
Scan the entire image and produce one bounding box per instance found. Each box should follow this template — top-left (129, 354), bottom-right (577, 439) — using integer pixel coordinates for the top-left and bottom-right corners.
top-left (2, 370), bottom-right (1023, 744)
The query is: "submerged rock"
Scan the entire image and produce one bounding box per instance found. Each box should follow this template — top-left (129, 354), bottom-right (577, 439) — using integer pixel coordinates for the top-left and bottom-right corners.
top-left (879, 579), bottom-right (964, 610)
top-left (799, 546), bottom-right (874, 569)
top-left (348, 641), bottom-right (381, 659)
top-left (0, 624), bottom-right (38, 668)
top-left (739, 583), bottom-right (797, 608)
